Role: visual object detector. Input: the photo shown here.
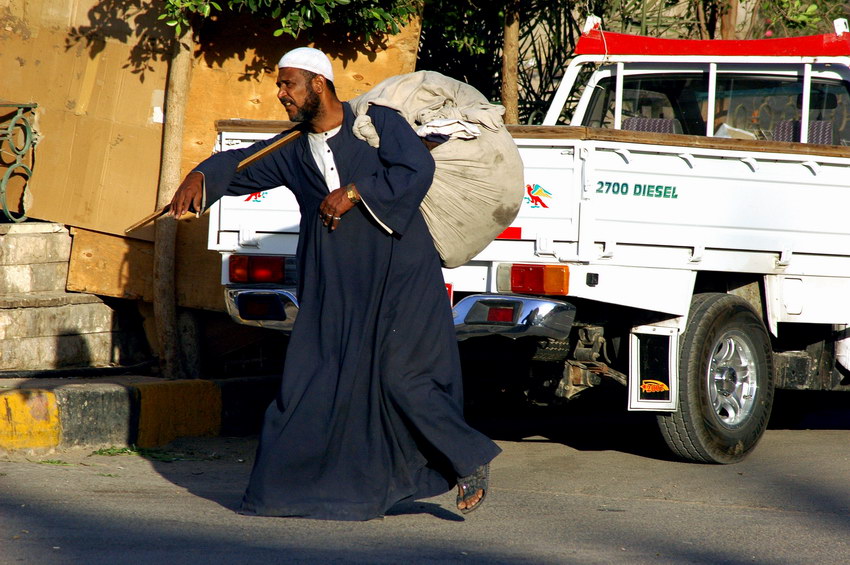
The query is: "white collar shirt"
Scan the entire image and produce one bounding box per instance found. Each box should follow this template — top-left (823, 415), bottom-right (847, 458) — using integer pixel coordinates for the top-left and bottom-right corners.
top-left (307, 125), bottom-right (342, 190)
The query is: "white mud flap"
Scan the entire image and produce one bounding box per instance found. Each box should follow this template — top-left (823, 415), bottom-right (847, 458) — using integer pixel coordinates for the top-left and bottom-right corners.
top-left (628, 325), bottom-right (679, 411)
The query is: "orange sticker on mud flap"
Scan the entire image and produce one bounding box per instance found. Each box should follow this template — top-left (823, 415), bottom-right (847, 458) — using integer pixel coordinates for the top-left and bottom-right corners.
top-left (640, 379), bottom-right (670, 394)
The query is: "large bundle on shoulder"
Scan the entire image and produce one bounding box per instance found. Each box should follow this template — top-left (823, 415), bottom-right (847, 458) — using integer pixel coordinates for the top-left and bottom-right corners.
top-left (348, 71), bottom-right (524, 268)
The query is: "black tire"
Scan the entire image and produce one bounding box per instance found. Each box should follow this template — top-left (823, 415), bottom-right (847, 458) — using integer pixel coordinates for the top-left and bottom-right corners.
top-left (657, 293), bottom-right (774, 464)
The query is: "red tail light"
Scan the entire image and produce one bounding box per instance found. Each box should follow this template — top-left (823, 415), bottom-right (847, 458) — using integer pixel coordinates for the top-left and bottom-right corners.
top-left (486, 306), bottom-right (515, 322)
top-left (510, 264), bottom-right (570, 295)
top-left (229, 255), bottom-right (295, 284)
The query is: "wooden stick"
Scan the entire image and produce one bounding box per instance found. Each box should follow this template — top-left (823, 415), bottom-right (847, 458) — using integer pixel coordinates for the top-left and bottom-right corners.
top-left (125, 129), bottom-right (301, 234)
top-left (236, 129), bottom-right (302, 171)
top-left (124, 205), bottom-right (170, 233)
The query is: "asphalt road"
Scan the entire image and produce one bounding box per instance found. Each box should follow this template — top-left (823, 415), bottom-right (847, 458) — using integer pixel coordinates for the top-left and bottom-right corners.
top-left (1, 387), bottom-right (849, 565)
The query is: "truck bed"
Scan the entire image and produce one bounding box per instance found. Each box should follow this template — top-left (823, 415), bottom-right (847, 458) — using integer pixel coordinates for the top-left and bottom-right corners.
top-left (209, 121), bottom-right (850, 328)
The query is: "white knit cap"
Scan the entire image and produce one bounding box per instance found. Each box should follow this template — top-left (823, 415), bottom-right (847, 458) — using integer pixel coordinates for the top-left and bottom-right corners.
top-left (277, 47), bottom-right (334, 82)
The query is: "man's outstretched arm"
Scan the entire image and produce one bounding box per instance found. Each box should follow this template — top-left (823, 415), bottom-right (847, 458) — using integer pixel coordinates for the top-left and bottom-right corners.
top-left (168, 127), bottom-right (299, 219)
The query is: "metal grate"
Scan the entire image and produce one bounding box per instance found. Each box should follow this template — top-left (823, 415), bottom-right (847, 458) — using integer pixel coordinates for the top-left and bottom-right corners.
top-left (0, 102), bottom-right (38, 222)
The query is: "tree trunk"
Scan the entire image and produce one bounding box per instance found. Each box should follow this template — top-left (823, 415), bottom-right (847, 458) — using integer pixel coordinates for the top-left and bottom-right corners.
top-left (154, 29), bottom-right (194, 379)
top-left (501, 1), bottom-right (520, 124)
top-left (720, 0), bottom-right (739, 39)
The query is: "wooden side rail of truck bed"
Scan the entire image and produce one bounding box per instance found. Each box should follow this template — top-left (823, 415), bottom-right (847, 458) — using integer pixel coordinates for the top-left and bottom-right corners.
top-left (214, 119), bottom-right (850, 160)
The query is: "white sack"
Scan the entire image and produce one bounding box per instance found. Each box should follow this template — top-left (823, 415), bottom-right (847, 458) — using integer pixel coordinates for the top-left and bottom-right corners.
top-left (348, 71), bottom-right (524, 268)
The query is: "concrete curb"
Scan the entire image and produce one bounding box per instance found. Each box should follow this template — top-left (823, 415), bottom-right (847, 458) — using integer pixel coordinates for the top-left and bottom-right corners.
top-left (0, 375), bottom-right (279, 454)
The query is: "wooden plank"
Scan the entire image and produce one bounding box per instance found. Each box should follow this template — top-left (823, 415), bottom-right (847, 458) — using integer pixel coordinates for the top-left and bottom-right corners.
top-left (125, 206), bottom-right (170, 234)
top-left (67, 227), bottom-right (155, 302)
top-left (216, 119), bottom-right (294, 134)
top-left (235, 130), bottom-right (302, 172)
top-left (507, 124), bottom-right (850, 157)
top-left (508, 125), bottom-right (590, 139)
top-left (173, 214), bottom-right (227, 311)
top-left (68, 216), bottom-right (225, 311)
top-left (218, 119), bottom-right (850, 159)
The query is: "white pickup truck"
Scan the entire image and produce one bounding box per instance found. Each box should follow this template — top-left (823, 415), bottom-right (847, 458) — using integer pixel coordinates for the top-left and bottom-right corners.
top-left (208, 19), bottom-right (850, 464)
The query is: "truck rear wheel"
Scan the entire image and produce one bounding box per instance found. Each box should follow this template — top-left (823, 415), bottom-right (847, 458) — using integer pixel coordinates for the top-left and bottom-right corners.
top-left (658, 293), bottom-right (774, 464)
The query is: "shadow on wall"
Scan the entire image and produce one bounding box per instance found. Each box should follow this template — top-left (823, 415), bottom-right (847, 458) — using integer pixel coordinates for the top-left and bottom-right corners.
top-left (15, 305), bottom-right (154, 378)
top-left (66, 1), bottom-right (388, 82)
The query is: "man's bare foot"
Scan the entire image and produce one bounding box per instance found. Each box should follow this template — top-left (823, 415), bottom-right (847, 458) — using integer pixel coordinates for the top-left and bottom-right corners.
top-left (457, 486), bottom-right (484, 512)
top-left (456, 464), bottom-right (489, 514)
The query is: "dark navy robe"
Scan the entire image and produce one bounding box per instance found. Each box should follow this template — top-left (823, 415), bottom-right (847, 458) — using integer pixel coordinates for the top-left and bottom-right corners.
top-left (195, 103), bottom-right (501, 520)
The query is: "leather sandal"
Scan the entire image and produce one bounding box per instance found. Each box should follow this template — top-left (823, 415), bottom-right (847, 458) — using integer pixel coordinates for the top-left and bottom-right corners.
top-left (456, 463), bottom-right (489, 514)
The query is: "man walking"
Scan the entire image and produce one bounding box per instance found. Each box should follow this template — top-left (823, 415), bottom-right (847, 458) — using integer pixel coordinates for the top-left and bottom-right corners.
top-left (169, 47), bottom-right (500, 520)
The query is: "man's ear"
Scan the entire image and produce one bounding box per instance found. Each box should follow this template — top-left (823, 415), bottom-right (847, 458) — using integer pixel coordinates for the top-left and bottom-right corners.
top-left (313, 74), bottom-right (326, 94)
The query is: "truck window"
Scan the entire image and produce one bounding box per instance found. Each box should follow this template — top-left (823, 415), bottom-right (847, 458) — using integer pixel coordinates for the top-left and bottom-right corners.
top-left (582, 70), bottom-right (850, 144)
top-left (715, 76), bottom-right (850, 144)
top-left (714, 76), bottom-right (801, 140)
top-left (582, 74), bottom-right (709, 135)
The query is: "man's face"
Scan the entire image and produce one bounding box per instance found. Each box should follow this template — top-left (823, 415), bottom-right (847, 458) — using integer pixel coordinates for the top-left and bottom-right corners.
top-left (276, 67), bottom-right (321, 123)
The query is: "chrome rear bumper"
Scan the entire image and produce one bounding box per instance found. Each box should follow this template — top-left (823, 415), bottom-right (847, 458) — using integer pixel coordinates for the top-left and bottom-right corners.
top-left (224, 287), bottom-right (299, 332)
top-left (224, 288), bottom-right (576, 342)
top-left (453, 294), bottom-right (577, 341)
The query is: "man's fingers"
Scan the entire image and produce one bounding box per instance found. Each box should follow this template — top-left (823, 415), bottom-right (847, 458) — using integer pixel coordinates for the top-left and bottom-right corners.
top-left (171, 198), bottom-right (186, 218)
top-left (169, 172), bottom-right (203, 219)
top-left (318, 206), bottom-right (342, 230)
top-left (319, 187), bottom-right (355, 230)
top-left (170, 192), bottom-right (185, 218)
top-left (171, 189), bottom-right (195, 218)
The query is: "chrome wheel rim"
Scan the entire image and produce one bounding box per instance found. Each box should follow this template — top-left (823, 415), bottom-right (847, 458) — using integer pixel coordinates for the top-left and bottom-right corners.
top-left (706, 330), bottom-right (758, 429)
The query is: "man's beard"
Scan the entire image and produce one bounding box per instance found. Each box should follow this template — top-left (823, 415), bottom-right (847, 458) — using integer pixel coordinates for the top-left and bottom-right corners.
top-left (289, 85), bottom-right (321, 123)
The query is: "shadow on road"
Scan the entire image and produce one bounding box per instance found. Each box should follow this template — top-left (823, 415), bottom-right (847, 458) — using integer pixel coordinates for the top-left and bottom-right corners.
top-left (137, 435), bottom-right (465, 522)
top-left (465, 383), bottom-right (675, 461)
top-left (464, 381), bottom-right (850, 461)
top-left (770, 388), bottom-right (850, 429)
top-left (118, 368), bottom-right (850, 530)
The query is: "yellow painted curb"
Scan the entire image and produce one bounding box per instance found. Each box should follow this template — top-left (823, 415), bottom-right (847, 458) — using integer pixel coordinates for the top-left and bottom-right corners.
top-left (134, 380), bottom-right (222, 448)
top-left (0, 389), bottom-right (61, 451)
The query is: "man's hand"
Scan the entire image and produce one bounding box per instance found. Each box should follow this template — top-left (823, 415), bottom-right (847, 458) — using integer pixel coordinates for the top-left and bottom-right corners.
top-left (170, 171), bottom-right (204, 218)
top-left (319, 184), bottom-right (359, 231)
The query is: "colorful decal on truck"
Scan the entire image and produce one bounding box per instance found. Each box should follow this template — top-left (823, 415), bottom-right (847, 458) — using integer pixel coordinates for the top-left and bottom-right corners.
top-left (525, 184), bottom-right (552, 208)
top-left (595, 181), bottom-right (678, 199)
top-left (244, 191), bottom-right (268, 203)
top-left (640, 379), bottom-right (671, 394)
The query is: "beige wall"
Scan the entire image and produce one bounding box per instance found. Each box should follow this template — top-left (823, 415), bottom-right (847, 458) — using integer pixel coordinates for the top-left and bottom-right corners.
top-left (0, 0), bottom-right (421, 240)
top-left (181, 15), bottom-right (422, 176)
top-left (0, 0), bottom-right (168, 235)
